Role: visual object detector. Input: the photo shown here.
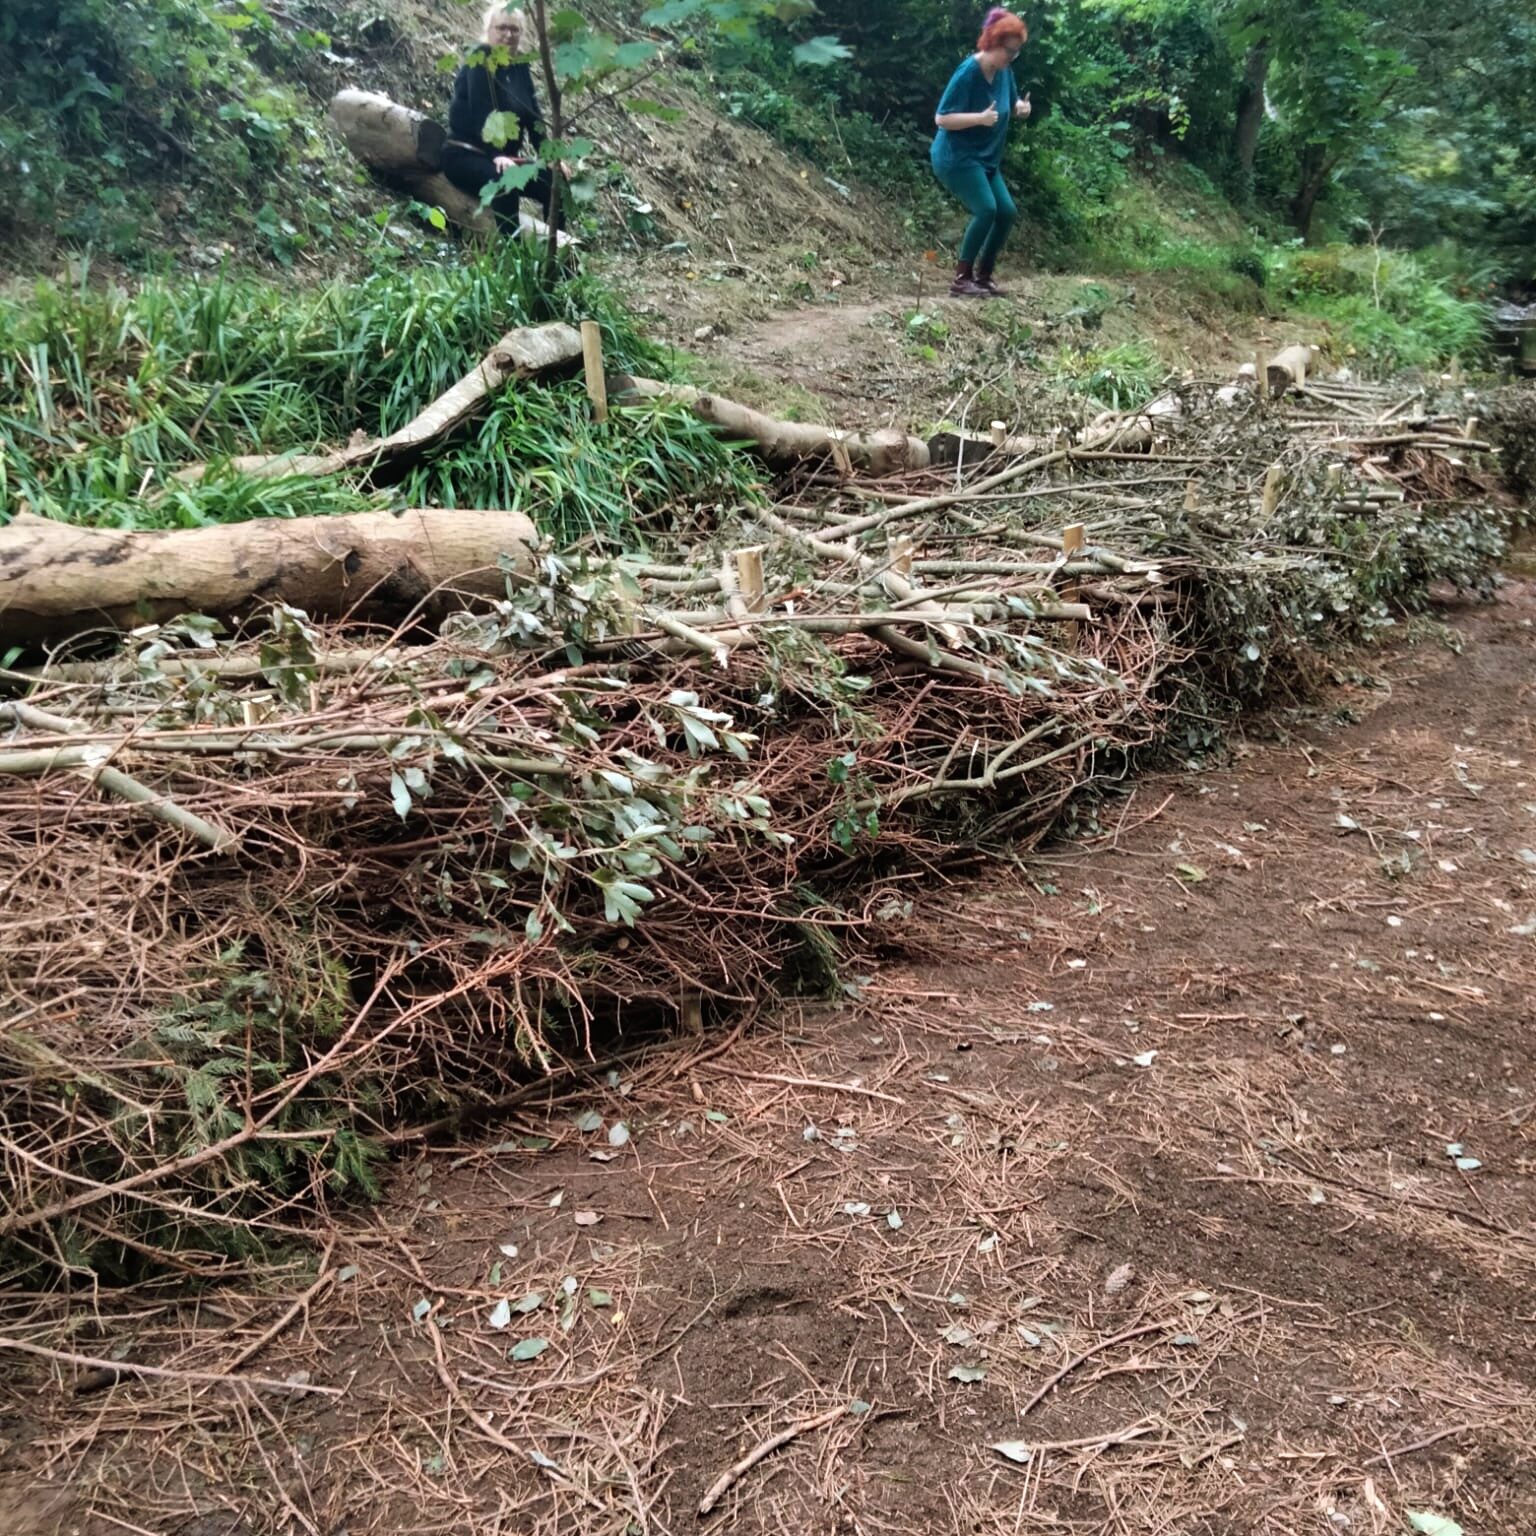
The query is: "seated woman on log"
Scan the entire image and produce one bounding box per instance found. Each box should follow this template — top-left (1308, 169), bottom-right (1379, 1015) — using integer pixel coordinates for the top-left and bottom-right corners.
top-left (443, 5), bottom-right (552, 232)
top-left (931, 7), bottom-right (1032, 298)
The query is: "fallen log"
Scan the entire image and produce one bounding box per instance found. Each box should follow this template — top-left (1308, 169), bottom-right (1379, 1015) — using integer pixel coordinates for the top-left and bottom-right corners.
top-left (0, 507), bottom-right (539, 646)
top-left (927, 417), bottom-right (1155, 467)
top-left (1266, 344), bottom-right (1319, 399)
top-left (177, 322), bottom-right (584, 486)
top-left (329, 89), bottom-right (576, 249)
top-left (608, 374), bottom-right (931, 475)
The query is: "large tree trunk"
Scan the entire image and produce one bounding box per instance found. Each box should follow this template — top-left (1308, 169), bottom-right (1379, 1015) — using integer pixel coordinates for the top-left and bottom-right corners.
top-left (1291, 144), bottom-right (1330, 241)
top-left (0, 508), bottom-right (539, 647)
top-left (328, 89), bottom-right (575, 248)
top-left (1235, 41), bottom-right (1269, 179)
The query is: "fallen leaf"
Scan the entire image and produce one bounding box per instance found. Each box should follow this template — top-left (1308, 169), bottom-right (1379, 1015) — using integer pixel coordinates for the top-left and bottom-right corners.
top-left (498, 1243), bottom-right (519, 1259)
top-left (512, 1292), bottom-right (543, 1314)
top-left (574, 1210), bottom-right (602, 1227)
top-left (942, 1323), bottom-right (974, 1347)
top-left (411, 1298), bottom-right (432, 1323)
top-left (587, 1288), bottom-right (614, 1308)
top-left (990, 1440), bottom-right (1033, 1464)
top-left (842, 1201), bottom-right (872, 1218)
top-left (1131, 1050), bottom-right (1158, 1069)
top-left (487, 1299), bottom-right (512, 1330)
top-left (574, 1110), bottom-right (603, 1134)
top-left (1174, 863), bottom-right (1207, 883)
top-left (1407, 1515), bottom-right (1463, 1536)
top-left (1104, 1263), bottom-right (1135, 1295)
top-left (511, 1337), bottom-right (549, 1363)
top-left (607, 1122), bottom-right (631, 1148)
top-left (948, 1363), bottom-right (988, 1384)
top-left (886, 1210), bottom-right (904, 1230)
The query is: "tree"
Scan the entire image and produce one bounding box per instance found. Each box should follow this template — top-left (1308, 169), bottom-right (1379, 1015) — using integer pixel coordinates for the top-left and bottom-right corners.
top-left (1219, 0), bottom-right (1409, 239)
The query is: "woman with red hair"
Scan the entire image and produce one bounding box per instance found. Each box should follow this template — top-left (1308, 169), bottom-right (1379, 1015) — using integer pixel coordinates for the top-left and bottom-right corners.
top-left (931, 8), bottom-right (1033, 298)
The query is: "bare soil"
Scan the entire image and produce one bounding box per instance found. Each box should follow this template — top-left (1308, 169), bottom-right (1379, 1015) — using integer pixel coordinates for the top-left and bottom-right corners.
top-left (8, 581), bottom-right (1535, 1536)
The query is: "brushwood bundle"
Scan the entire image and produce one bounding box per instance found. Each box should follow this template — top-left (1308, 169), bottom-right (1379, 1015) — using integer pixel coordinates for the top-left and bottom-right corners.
top-left (0, 363), bottom-right (1519, 1280)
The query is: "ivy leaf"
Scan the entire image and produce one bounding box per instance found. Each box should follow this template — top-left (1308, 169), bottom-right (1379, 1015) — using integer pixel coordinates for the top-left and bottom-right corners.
top-left (511, 1337), bottom-right (549, 1362)
top-left (615, 40), bottom-right (660, 68)
top-left (792, 34), bottom-right (853, 67)
top-left (480, 110), bottom-right (521, 148)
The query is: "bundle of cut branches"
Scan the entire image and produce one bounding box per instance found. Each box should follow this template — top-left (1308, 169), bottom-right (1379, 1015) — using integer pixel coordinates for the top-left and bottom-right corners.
top-left (0, 379), bottom-right (1514, 1281)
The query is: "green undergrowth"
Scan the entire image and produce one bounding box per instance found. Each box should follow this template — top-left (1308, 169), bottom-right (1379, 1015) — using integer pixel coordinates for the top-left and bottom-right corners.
top-left (0, 243), bottom-right (762, 542)
top-left (0, 0), bottom-right (379, 266)
top-left (1271, 246), bottom-right (1493, 374)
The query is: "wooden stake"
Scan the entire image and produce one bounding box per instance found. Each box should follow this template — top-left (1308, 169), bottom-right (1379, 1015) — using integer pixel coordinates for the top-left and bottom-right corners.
top-left (1261, 464), bottom-right (1283, 519)
top-left (580, 319), bottom-right (608, 424)
top-left (1183, 479), bottom-right (1199, 511)
top-left (990, 420), bottom-right (1008, 448)
top-left (733, 546), bottom-right (766, 614)
top-left (1463, 417), bottom-right (1480, 440)
top-left (890, 536), bottom-right (915, 577)
top-left (1063, 522), bottom-right (1086, 646)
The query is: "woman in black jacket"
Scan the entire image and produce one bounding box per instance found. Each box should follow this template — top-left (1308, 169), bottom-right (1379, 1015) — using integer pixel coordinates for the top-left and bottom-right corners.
top-left (442, 6), bottom-right (552, 232)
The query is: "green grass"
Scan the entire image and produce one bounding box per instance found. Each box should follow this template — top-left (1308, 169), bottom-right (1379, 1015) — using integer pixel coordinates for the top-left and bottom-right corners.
top-left (1046, 340), bottom-right (1164, 411)
top-left (0, 242), bottom-right (760, 539)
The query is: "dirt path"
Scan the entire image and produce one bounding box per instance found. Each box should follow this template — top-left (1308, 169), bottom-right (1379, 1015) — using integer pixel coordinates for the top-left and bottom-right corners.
top-left (15, 582), bottom-right (1536, 1535)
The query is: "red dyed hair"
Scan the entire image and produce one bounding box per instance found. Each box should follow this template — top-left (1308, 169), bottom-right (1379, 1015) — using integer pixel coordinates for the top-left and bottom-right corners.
top-left (978, 7), bottom-right (1028, 51)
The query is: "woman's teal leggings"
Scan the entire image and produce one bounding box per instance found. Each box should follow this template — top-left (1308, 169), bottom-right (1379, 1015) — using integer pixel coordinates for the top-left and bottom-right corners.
top-left (935, 163), bottom-right (1017, 267)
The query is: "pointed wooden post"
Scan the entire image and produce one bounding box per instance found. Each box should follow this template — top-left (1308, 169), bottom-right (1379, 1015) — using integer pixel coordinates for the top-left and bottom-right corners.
top-left (1063, 522), bottom-right (1086, 647)
top-left (734, 546), bottom-right (766, 614)
top-left (580, 320), bottom-right (608, 424)
top-left (1261, 464), bottom-right (1283, 519)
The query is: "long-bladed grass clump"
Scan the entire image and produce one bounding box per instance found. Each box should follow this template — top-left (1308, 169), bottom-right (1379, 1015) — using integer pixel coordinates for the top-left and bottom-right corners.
top-left (1, 244), bottom-right (757, 539)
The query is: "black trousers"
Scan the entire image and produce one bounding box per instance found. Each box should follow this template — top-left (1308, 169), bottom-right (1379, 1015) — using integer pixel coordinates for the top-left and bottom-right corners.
top-left (441, 144), bottom-right (553, 234)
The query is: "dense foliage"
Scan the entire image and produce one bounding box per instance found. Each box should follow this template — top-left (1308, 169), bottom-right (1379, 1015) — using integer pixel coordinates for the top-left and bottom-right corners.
top-left (705, 0), bottom-right (1536, 283)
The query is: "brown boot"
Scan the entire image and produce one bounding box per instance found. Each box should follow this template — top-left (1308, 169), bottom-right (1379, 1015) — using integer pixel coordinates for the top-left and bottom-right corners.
top-left (949, 260), bottom-right (986, 299)
top-left (974, 266), bottom-right (1008, 297)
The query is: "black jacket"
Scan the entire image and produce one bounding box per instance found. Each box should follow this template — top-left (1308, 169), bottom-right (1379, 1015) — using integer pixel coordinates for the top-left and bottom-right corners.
top-left (449, 51), bottom-right (544, 155)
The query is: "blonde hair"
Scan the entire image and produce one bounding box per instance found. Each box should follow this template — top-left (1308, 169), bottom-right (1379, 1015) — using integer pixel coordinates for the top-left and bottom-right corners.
top-left (481, 5), bottom-right (525, 46)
